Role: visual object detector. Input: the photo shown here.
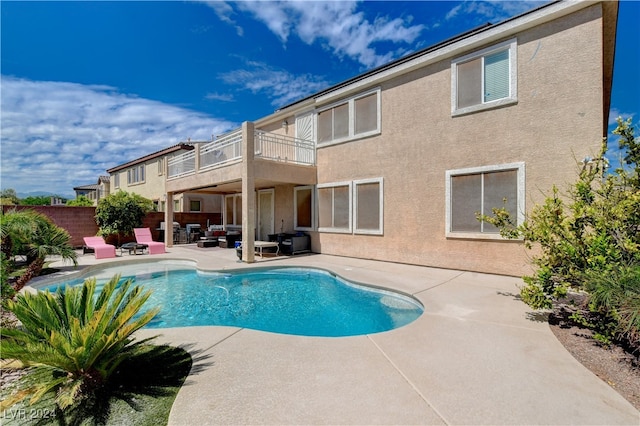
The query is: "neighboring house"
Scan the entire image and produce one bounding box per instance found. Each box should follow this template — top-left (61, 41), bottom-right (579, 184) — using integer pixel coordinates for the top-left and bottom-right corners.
top-left (106, 143), bottom-right (223, 214)
top-left (162, 0), bottom-right (616, 275)
top-left (73, 176), bottom-right (111, 205)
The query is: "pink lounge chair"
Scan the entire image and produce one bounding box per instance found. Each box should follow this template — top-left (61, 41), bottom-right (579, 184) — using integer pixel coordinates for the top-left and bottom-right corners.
top-left (134, 228), bottom-right (166, 254)
top-left (83, 236), bottom-right (116, 259)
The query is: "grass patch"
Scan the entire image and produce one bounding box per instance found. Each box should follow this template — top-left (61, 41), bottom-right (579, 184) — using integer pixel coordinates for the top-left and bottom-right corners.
top-left (1, 344), bottom-right (192, 426)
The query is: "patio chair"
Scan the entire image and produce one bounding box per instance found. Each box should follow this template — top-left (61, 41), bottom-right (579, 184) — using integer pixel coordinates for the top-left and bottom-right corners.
top-left (83, 236), bottom-right (116, 259)
top-left (134, 228), bottom-right (166, 254)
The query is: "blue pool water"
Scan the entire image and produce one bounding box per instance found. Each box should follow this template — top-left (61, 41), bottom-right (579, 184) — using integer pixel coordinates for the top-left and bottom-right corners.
top-left (40, 262), bottom-right (423, 337)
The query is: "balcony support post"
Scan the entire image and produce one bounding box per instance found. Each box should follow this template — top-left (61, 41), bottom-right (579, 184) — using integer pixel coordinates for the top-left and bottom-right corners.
top-left (165, 192), bottom-right (174, 247)
top-left (241, 122), bottom-right (256, 263)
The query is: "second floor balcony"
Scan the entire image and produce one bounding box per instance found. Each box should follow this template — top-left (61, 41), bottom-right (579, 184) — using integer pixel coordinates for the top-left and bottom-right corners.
top-left (167, 128), bottom-right (315, 180)
top-left (166, 124), bottom-right (317, 193)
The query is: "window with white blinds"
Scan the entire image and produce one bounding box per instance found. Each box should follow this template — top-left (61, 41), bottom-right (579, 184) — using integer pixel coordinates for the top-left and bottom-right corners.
top-left (452, 39), bottom-right (517, 115)
top-left (317, 88), bottom-right (380, 146)
top-left (446, 163), bottom-right (525, 239)
top-left (317, 178), bottom-right (384, 235)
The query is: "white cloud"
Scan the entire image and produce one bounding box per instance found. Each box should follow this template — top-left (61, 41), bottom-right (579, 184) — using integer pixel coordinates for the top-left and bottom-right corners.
top-left (0, 76), bottom-right (235, 197)
top-left (219, 61), bottom-right (329, 108)
top-left (608, 108), bottom-right (635, 126)
top-left (207, 1), bottom-right (424, 68)
top-left (205, 92), bottom-right (235, 102)
top-left (445, 1), bottom-right (550, 24)
top-left (204, 1), bottom-right (244, 36)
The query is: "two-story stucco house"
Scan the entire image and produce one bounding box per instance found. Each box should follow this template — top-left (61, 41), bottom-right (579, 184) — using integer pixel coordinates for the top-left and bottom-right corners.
top-left (162, 0), bottom-right (617, 276)
top-left (73, 176), bottom-right (110, 205)
top-left (106, 143), bottom-right (223, 214)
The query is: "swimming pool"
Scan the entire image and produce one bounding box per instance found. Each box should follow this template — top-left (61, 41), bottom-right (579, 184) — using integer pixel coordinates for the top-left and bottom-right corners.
top-left (39, 261), bottom-right (423, 337)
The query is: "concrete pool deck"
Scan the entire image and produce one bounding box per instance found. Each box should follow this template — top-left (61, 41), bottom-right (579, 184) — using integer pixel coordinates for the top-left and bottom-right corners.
top-left (40, 245), bottom-right (639, 425)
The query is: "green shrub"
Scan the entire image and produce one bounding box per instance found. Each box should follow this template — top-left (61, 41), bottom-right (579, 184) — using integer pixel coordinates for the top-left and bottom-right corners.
top-left (0, 209), bottom-right (77, 291)
top-left (95, 191), bottom-right (153, 245)
top-left (0, 275), bottom-right (159, 411)
top-left (584, 264), bottom-right (640, 346)
top-left (481, 117), bottom-right (640, 348)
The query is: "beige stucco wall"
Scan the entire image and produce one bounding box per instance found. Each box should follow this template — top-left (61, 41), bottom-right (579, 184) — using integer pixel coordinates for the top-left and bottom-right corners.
top-left (110, 157), bottom-right (223, 213)
top-left (314, 5), bottom-right (606, 276)
top-left (110, 158), bottom-right (165, 201)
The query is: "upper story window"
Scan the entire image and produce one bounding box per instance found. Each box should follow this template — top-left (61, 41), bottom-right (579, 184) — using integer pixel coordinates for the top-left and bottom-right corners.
top-left (445, 162), bottom-right (525, 239)
top-left (127, 165), bottom-right (145, 185)
top-left (451, 39), bottom-right (517, 116)
top-left (113, 174), bottom-right (120, 189)
top-left (317, 88), bottom-right (380, 146)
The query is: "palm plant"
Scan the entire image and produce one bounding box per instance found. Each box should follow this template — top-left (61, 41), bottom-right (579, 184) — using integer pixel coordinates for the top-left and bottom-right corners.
top-left (1, 275), bottom-right (160, 411)
top-left (1, 209), bottom-right (78, 292)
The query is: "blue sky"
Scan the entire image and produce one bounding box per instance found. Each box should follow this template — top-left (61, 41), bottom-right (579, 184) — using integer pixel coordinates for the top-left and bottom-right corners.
top-left (1, 1), bottom-right (638, 198)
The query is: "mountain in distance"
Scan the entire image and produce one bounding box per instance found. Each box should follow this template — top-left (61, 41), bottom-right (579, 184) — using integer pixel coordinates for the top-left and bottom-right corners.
top-left (18, 190), bottom-right (75, 200)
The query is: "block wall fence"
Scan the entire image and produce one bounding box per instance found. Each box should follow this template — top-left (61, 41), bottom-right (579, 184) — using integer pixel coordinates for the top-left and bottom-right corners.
top-left (1, 206), bottom-right (221, 248)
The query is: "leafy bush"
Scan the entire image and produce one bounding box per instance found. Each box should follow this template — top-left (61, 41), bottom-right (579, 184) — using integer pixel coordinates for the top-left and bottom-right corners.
top-left (66, 195), bottom-right (94, 206)
top-left (481, 117), bottom-right (640, 347)
top-left (584, 264), bottom-right (640, 347)
top-left (0, 275), bottom-right (160, 411)
top-left (0, 209), bottom-right (77, 292)
top-left (1, 252), bottom-right (16, 301)
top-left (95, 191), bottom-right (153, 244)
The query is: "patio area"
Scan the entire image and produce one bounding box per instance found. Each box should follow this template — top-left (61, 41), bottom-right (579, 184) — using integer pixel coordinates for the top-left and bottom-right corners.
top-left (38, 244), bottom-right (639, 425)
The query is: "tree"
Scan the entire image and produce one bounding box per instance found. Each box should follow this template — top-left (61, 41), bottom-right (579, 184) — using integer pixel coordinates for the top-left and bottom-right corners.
top-left (0, 188), bottom-right (19, 205)
top-left (0, 275), bottom-right (159, 412)
top-left (67, 194), bottom-right (94, 206)
top-left (0, 209), bottom-right (78, 292)
top-left (480, 117), bottom-right (640, 347)
top-left (21, 195), bottom-right (56, 206)
top-left (95, 191), bottom-right (153, 245)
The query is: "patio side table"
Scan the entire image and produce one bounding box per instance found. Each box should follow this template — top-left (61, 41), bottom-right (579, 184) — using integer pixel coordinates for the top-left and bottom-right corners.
top-left (120, 242), bottom-right (148, 255)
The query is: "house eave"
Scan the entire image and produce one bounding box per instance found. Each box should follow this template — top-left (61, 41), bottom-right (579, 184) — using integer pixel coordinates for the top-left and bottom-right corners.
top-left (315, 1), bottom-right (602, 105)
top-left (107, 143), bottom-right (195, 173)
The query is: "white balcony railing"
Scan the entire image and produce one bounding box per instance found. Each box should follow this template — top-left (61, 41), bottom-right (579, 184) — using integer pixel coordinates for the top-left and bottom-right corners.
top-left (167, 129), bottom-right (315, 179)
top-left (199, 129), bottom-right (243, 172)
top-left (254, 131), bottom-right (315, 166)
top-left (167, 150), bottom-right (196, 178)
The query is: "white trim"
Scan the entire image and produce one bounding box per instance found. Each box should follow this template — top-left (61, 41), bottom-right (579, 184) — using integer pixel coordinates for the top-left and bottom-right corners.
top-left (317, 181), bottom-right (353, 234)
top-left (353, 177), bottom-right (384, 235)
top-left (257, 188), bottom-right (275, 239)
top-left (445, 162), bottom-right (525, 240)
top-left (451, 38), bottom-right (518, 116)
top-left (316, 87), bottom-right (381, 148)
top-left (224, 193), bottom-right (242, 227)
top-left (293, 185), bottom-right (316, 232)
top-left (188, 197), bottom-right (202, 212)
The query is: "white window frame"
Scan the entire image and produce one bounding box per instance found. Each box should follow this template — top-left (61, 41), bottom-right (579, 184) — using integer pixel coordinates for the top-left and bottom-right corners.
top-left (158, 158), bottom-right (164, 176)
top-left (224, 194), bottom-right (242, 227)
top-left (127, 164), bottom-right (145, 185)
top-left (113, 174), bottom-right (120, 189)
top-left (353, 178), bottom-right (384, 235)
top-left (293, 185), bottom-right (316, 231)
top-left (317, 181), bottom-right (353, 234)
top-left (445, 162), bottom-right (525, 240)
top-left (189, 198), bottom-right (202, 212)
top-left (316, 87), bottom-right (381, 147)
top-left (451, 38), bottom-right (518, 116)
